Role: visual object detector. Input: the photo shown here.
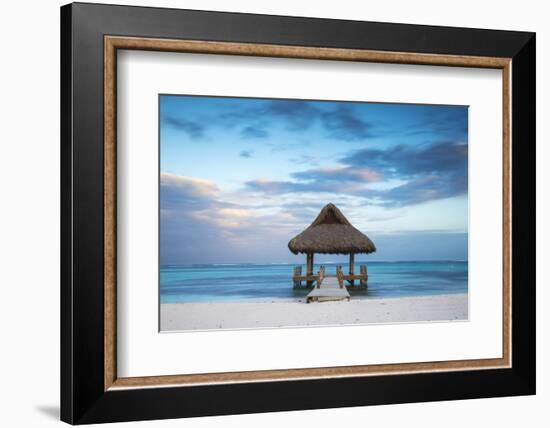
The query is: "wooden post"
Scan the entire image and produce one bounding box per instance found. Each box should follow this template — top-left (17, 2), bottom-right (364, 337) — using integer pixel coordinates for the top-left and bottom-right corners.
top-left (317, 265), bottom-right (324, 289)
top-left (349, 253), bottom-right (355, 286)
top-left (360, 264), bottom-right (368, 289)
top-left (337, 268), bottom-right (344, 288)
top-left (293, 266), bottom-right (302, 289)
top-left (306, 253), bottom-right (314, 287)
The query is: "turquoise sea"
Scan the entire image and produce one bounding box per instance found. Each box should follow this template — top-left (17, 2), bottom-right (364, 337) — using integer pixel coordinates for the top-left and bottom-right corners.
top-left (160, 261), bottom-right (468, 303)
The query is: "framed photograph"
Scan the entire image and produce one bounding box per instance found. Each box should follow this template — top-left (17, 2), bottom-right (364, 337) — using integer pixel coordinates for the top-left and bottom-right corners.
top-left (61, 2), bottom-right (535, 424)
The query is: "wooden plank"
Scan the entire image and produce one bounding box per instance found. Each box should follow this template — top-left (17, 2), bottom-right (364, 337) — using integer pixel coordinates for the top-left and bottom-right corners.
top-left (306, 276), bottom-right (350, 303)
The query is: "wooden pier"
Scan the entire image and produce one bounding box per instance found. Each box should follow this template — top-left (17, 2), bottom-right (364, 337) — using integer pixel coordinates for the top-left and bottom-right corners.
top-left (306, 276), bottom-right (350, 303)
top-left (287, 204), bottom-right (375, 302)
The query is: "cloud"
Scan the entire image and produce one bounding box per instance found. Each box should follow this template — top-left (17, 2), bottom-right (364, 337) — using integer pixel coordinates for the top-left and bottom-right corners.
top-left (241, 126), bottom-right (268, 139)
top-left (161, 173), bottom-right (218, 195)
top-left (245, 167), bottom-right (380, 196)
top-left (281, 201), bottom-right (325, 210)
top-left (162, 116), bottom-right (205, 139)
top-left (160, 172), bottom-right (317, 263)
top-left (321, 105), bottom-right (374, 140)
top-left (219, 99), bottom-right (376, 140)
top-left (239, 150), bottom-right (253, 158)
top-left (161, 173), bottom-right (256, 226)
top-left (159, 173), bottom-right (467, 264)
top-left (289, 154), bottom-right (320, 166)
top-left (246, 179), bottom-right (311, 194)
top-left (404, 107), bottom-right (468, 137)
top-left (161, 97), bottom-right (465, 150)
top-left (341, 142), bottom-right (466, 176)
top-left (264, 101), bottom-right (376, 139)
top-left (160, 173), bottom-right (258, 263)
top-left (160, 173), bottom-right (220, 210)
top-left (292, 166), bottom-right (381, 183)
top-left (220, 100), bottom-right (319, 132)
top-left (246, 141), bottom-right (467, 207)
top-left (341, 141), bottom-right (468, 207)
top-left (263, 100), bottom-right (322, 130)
top-left (366, 172), bottom-right (467, 207)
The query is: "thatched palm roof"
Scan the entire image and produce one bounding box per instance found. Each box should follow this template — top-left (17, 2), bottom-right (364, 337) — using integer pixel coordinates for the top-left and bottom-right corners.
top-left (288, 203), bottom-right (376, 255)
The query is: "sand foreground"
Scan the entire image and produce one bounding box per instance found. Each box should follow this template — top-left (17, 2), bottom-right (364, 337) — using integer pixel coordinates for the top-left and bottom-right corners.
top-left (160, 293), bottom-right (468, 331)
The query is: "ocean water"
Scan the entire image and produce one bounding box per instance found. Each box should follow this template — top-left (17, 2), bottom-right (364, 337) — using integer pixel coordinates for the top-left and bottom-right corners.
top-left (160, 261), bottom-right (467, 303)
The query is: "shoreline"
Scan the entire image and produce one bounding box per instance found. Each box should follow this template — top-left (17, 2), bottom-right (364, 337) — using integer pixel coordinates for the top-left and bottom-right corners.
top-left (161, 292), bottom-right (468, 332)
top-left (161, 291), bottom-right (467, 305)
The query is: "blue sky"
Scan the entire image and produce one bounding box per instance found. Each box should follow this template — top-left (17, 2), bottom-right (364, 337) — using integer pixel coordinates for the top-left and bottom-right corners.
top-left (160, 95), bottom-right (468, 264)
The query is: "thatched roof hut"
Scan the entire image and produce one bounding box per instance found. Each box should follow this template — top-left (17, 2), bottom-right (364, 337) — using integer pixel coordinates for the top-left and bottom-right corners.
top-left (288, 203), bottom-right (376, 255)
top-left (288, 203), bottom-right (375, 278)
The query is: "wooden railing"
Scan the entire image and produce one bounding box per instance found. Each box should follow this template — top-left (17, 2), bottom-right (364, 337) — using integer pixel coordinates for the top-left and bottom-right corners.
top-left (293, 265), bottom-right (325, 289)
top-left (336, 264), bottom-right (368, 289)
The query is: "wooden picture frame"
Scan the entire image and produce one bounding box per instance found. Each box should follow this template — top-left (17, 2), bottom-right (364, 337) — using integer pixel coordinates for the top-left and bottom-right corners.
top-left (61, 2), bottom-right (535, 424)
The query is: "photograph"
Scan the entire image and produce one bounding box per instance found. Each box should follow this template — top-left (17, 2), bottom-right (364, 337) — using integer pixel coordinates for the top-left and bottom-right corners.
top-left (54, 2), bottom-right (536, 425)
top-left (159, 95), bottom-right (469, 331)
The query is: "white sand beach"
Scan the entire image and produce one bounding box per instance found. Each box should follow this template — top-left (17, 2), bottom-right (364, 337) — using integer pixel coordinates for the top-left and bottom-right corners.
top-left (160, 293), bottom-right (468, 332)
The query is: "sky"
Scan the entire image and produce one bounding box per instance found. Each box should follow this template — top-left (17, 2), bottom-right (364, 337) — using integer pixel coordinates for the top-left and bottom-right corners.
top-left (160, 95), bottom-right (468, 264)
